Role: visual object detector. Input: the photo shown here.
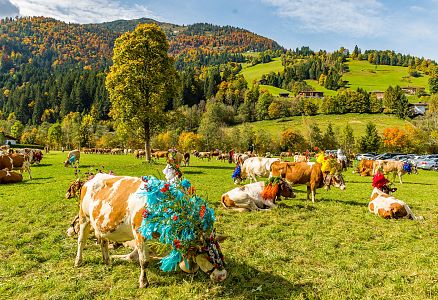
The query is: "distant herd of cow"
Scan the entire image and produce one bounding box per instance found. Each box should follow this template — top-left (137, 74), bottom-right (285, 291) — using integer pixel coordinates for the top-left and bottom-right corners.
top-left (0, 145), bottom-right (43, 183)
top-left (2, 145), bottom-right (424, 288)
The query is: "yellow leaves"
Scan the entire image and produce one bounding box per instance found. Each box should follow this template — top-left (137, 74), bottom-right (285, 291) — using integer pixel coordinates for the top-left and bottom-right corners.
top-left (383, 127), bottom-right (407, 151)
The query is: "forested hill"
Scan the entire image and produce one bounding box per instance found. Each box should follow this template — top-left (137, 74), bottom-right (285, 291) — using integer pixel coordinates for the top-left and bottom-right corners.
top-left (0, 16), bottom-right (283, 125)
top-left (0, 16), bottom-right (282, 72)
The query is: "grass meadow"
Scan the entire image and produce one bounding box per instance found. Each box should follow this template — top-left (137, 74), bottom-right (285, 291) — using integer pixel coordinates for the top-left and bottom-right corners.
top-left (234, 113), bottom-right (408, 138)
top-left (1, 152), bottom-right (437, 299)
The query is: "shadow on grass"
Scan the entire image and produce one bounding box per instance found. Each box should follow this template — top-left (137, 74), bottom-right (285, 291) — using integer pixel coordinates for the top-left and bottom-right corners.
top-left (195, 165), bottom-right (234, 170)
top-left (183, 171), bottom-right (204, 175)
top-left (330, 199), bottom-right (367, 206)
top-left (277, 202), bottom-right (317, 211)
top-left (32, 163), bottom-right (52, 167)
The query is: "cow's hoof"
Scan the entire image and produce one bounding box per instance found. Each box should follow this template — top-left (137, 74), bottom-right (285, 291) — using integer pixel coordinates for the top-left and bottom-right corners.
top-left (139, 280), bottom-right (149, 288)
top-left (74, 258), bottom-right (82, 267)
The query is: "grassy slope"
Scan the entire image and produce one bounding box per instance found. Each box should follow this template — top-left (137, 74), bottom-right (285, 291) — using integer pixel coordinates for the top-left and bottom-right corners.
top-left (1, 152), bottom-right (437, 299)
top-left (240, 57), bottom-right (283, 85)
top-left (235, 113), bottom-right (408, 138)
top-left (239, 57), bottom-right (430, 99)
top-left (343, 60), bottom-right (430, 92)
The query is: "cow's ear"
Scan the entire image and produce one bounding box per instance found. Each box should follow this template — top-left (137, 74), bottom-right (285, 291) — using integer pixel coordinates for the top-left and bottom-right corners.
top-left (216, 235), bottom-right (228, 242)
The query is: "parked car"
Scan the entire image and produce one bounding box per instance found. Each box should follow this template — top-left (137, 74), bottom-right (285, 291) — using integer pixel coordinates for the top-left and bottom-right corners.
top-left (355, 153), bottom-right (377, 160)
top-left (374, 153), bottom-right (404, 160)
top-left (416, 157), bottom-right (438, 170)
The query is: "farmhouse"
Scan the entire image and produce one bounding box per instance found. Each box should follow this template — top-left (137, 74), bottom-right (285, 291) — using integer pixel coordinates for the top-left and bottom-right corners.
top-left (0, 131), bottom-right (18, 145)
top-left (370, 90), bottom-right (385, 100)
top-left (408, 102), bottom-right (428, 117)
top-left (401, 86), bottom-right (425, 95)
top-left (298, 91), bottom-right (324, 98)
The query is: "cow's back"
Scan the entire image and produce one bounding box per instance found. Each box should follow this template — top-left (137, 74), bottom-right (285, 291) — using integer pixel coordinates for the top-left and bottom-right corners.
top-left (0, 155), bottom-right (13, 170)
top-left (81, 174), bottom-right (144, 242)
top-left (271, 161), bottom-right (313, 185)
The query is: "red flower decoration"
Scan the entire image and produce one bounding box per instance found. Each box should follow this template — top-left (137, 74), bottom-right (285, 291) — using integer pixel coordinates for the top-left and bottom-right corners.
top-left (176, 164), bottom-right (180, 169)
top-left (199, 205), bottom-right (206, 218)
top-left (142, 209), bottom-right (149, 218)
top-left (324, 157), bottom-right (327, 160)
top-left (173, 214), bottom-right (178, 221)
top-left (173, 239), bottom-right (181, 249)
top-left (161, 184), bottom-right (170, 193)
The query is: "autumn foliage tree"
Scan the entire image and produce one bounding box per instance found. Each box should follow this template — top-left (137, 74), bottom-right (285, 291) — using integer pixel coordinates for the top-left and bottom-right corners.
top-left (383, 127), bottom-right (408, 151)
top-left (106, 24), bottom-right (177, 161)
top-left (280, 129), bottom-right (306, 152)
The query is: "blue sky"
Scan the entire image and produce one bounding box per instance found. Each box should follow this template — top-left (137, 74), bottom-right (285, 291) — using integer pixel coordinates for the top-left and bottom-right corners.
top-left (1, 0), bottom-right (437, 60)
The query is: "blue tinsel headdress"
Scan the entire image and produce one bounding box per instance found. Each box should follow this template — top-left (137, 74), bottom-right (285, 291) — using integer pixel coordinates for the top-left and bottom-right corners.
top-left (137, 176), bottom-right (216, 272)
top-left (231, 164), bottom-right (241, 179)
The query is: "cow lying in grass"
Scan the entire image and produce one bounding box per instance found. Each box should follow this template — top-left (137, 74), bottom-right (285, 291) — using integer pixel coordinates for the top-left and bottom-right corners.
top-left (221, 177), bottom-right (295, 211)
top-left (0, 169), bottom-right (23, 184)
top-left (368, 172), bottom-right (422, 220)
top-left (0, 153), bottom-right (32, 179)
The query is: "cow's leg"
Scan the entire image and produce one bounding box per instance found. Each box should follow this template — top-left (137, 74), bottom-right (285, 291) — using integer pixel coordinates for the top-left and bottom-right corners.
top-left (135, 235), bottom-right (149, 288)
top-left (310, 184), bottom-right (316, 203)
top-left (75, 220), bottom-right (91, 267)
top-left (398, 172), bottom-right (403, 184)
top-left (112, 248), bottom-right (139, 262)
top-left (306, 186), bottom-right (311, 201)
top-left (101, 239), bottom-right (110, 265)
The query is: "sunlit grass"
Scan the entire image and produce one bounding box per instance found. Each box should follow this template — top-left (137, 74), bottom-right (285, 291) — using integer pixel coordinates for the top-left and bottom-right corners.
top-left (0, 152), bottom-right (437, 299)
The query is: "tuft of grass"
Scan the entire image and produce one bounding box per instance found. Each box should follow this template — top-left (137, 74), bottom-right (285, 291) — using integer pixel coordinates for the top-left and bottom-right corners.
top-left (0, 152), bottom-right (437, 299)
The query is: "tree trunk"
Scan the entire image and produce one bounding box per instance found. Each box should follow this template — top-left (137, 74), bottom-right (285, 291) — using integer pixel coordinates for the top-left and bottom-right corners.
top-left (144, 120), bottom-right (151, 162)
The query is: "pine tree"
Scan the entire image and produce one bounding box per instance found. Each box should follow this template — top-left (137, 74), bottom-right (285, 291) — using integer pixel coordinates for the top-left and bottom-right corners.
top-left (359, 122), bottom-right (381, 152)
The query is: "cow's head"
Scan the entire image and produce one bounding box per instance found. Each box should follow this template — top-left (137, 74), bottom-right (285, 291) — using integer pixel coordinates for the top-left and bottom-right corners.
top-left (278, 179), bottom-right (296, 199)
top-left (324, 173), bottom-right (346, 190)
top-left (180, 231), bottom-right (227, 282)
top-left (65, 178), bottom-right (84, 199)
top-left (163, 163), bottom-right (182, 183)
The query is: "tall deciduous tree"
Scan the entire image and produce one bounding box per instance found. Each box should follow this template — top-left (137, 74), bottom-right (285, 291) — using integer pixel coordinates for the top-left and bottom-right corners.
top-left (105, 24), bottom-right (177, 161)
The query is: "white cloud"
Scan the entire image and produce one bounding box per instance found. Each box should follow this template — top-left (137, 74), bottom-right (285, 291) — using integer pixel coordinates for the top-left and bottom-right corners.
top-left (0, 0), bottom-right (19, 18)
top-left (262, 0), bottom-right (385, 36)
top-left (9, 0), bottom-right (159, 23)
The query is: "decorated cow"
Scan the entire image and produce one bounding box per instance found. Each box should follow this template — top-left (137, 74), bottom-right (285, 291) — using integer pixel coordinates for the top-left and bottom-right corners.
top-left (73, 174), bottom-right (227, 287)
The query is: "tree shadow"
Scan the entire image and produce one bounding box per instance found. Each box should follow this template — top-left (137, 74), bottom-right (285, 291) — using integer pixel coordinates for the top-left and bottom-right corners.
top-left (277, 202), bottom-right (317, 211)
top-left (32, 163), bottom-right (52, 167)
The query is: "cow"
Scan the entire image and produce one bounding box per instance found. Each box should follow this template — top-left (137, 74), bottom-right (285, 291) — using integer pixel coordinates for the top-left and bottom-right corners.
top-left (280, 151), bottom-right (292, 160)
top-left (373, 160), bottom-right (417, 184)
top-left (232, 157), bottom-right (280, 184)
top-left (0, 153), bottom-right (32, 179)
top-left (193, 151), bottom-right (211, 161)
top-left (231, 153), bottom-right (249, 164)
top-left (0, 169), bottom-right (23, 184)
top-left (221, 179), bottom-right (295, 211)
top-left (355, 159), bottom-right (374, 176)
top-left (153, 151), bottom-right (168, 160)
top-left (183, 152), bottom-right (190, 167)
top-left (217, 153), bottom-right (228, 162)
top-left (73, 173), bottom-right (228, 288)
top-left (32, 150), bottom-right (43, 165)
top-left (293, 155), bottom-right (308, 163)
top-left (64, 150), bottom-right (80, 167)
top-left (369, 187), bottom-right (423, 220)
top-left (167, 152), bottom-right (183, 165)
top-left (270, 162), bottom-right (346, 203)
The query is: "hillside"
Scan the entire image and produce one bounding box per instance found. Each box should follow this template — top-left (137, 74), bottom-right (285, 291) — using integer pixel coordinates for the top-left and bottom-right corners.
top-left (233, 113), bottom-right (408, 138)
top-left (239, 58), bottom-right (431, 97)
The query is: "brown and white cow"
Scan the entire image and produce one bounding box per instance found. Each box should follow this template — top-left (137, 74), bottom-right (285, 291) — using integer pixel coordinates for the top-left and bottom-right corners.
top-left (0, 169), bottom-right (23, 184)
top-left (233, 157), bottom-right (280, 184)
top-left (294, 155), bottom-right (308, 163)
top-left (369, 187), bottom-right (423, 220)
top-left (64, 150), bottom-right (80, 167)
top-left (221, 180), bottom-right (295, 211)
top-left (74, 173), bottom-right (227, 287)
top-left (153, 151), bottom-right (168, 160)
top-left (0, 153), bottom-right (32, 179)
top-left (194, 151), bottom-right (211, 161)
top-left (355, 159), bottom-right (374, 177)
top-left (373, 160), bottom-right (416, 184)
top-left (270, 162), bottom-right (346, 203)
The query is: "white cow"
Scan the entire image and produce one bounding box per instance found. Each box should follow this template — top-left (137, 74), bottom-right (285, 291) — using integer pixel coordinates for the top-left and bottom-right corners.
top-left (221, 180), bottom-right (295, 212)
top-left (234, 157), bottom-right (280, 184)
top-left (369, 187), bottom-right (423, 220)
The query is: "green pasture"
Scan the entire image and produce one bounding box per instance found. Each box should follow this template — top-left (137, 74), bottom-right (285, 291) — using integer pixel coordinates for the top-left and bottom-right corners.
top-left (1, 152), bottom-right (437, 299)
top-left (343, 60), bottom-right (430, 92)
top-left (259, 84), bottom-right (290, 96)
top-left (235, 113), bottom-right (408, 138)
top-left (240, 57), bottom-right (283, 85)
